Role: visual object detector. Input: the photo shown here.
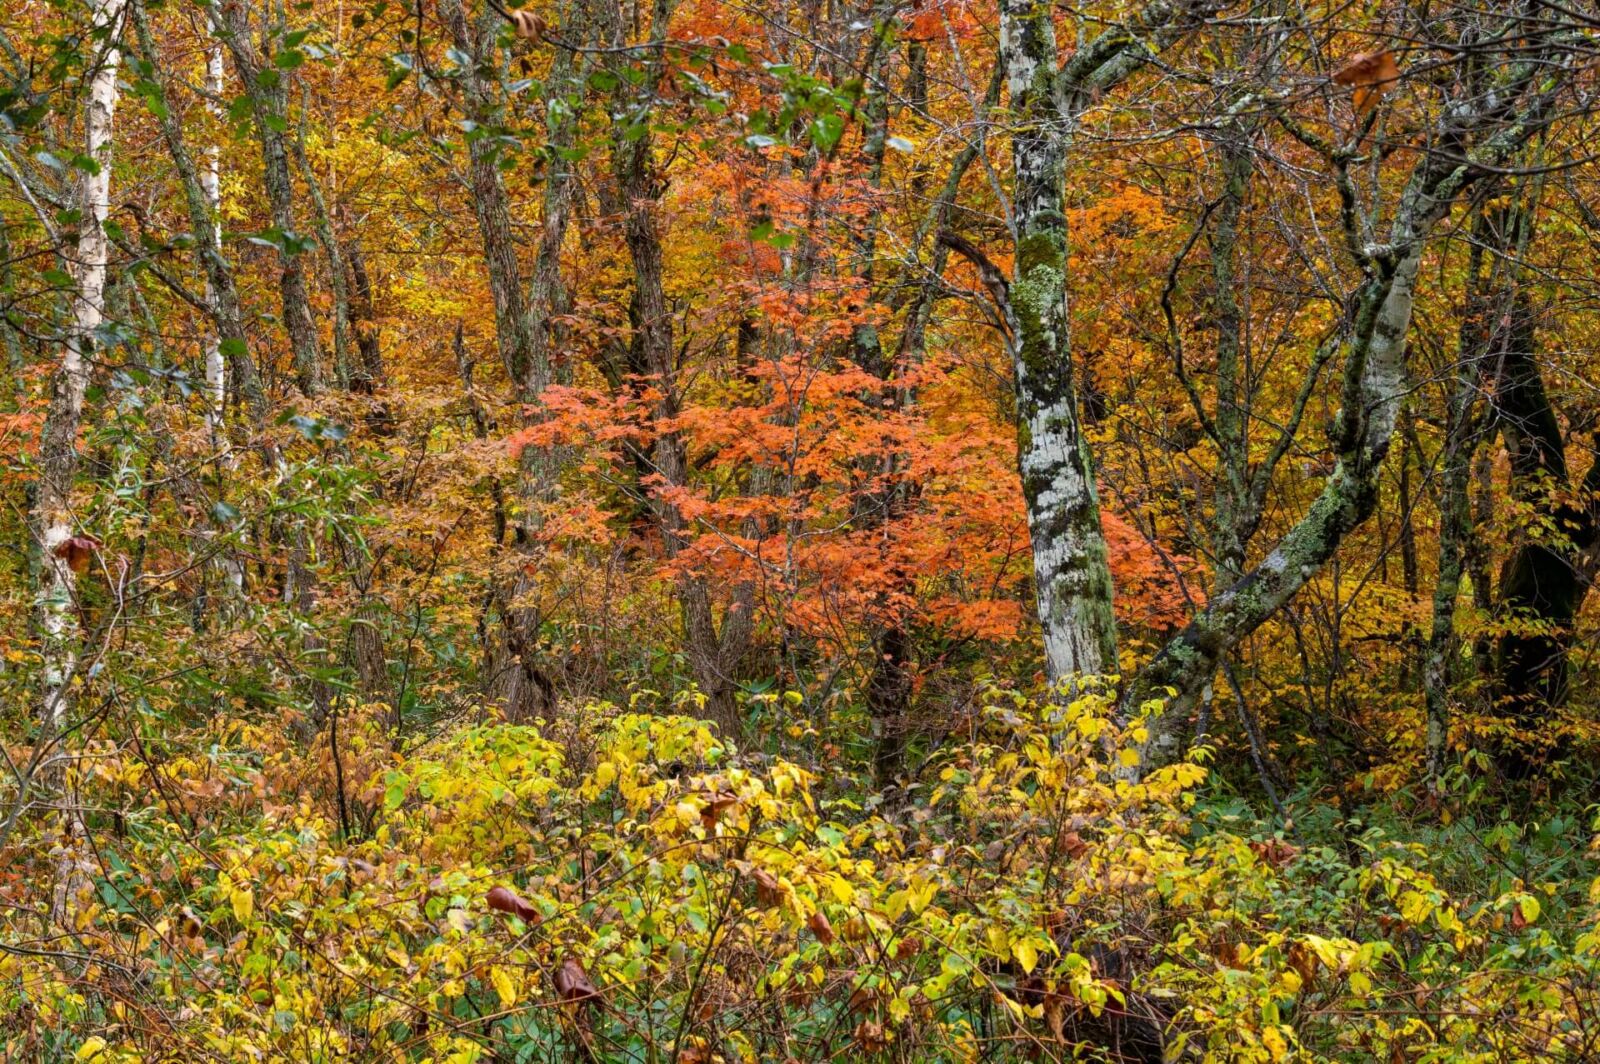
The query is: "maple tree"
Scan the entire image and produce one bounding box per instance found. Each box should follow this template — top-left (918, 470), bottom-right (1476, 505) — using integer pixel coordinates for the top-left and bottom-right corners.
top-left (2, 0), bottom-right (1600, 1059)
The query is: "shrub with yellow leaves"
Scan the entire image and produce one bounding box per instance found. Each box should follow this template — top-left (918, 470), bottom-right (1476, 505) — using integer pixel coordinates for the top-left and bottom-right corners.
top-left (3, 687), bottom-right (1596, 1061)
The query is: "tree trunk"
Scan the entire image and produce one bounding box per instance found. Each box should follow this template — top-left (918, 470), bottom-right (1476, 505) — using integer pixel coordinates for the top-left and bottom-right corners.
top-left (1489, 302), bottom-right (1600, 753)
top-left (131, 1), bottom-right (265, 612)
top-left (343, 227), bottom-right (384, 392)
top-left (202, 12), bottom-right (227, 440)
top-left (32, 0), bottom-right (127, 919)
top-left (1000, 0), bottom-right (1119, 683)
top-left (218, 0), bottom-right (323, 395)
top-left (438, 0), bottom-right (536, 393)
top-left (131, 5), bottom-right (267, 421)
top-left (1207, 134), bottom-right (1254, 589)
top-left (291, 98), bottom-right (354, 389)
top-left (596, 0), bottom-right (750, 729)
top-left (1424, 372), bottom-right (1483, 784)
top-left (438, 0), bottom-right (563, 718)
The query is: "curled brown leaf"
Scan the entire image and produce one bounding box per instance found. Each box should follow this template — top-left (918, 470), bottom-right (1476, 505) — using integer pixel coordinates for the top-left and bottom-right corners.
top-left (486, 885), bottom-right (540, 922)
top-left (554, 955), bottom-right (599, 1004)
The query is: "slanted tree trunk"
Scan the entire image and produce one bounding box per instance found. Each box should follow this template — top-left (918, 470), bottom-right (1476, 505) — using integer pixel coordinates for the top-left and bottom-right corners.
top-left (131, 1), bottom-right (266, 616)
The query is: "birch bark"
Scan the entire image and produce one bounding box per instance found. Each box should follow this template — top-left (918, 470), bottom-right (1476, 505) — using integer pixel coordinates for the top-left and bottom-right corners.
top-left (35, 0), bottom-right (127, 741)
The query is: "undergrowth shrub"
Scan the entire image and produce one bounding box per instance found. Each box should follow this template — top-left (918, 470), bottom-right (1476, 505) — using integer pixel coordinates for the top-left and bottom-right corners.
top-left (3, 687), bottom-right (1597, 1061)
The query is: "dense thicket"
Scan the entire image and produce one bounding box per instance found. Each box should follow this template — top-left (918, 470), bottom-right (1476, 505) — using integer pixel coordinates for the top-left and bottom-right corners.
top-left (3, 0), bottom-right (1600, 1059)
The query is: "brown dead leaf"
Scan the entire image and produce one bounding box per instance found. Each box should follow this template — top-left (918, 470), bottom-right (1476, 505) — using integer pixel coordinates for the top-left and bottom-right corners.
top-left (1248, 838), bottom-right (1299, 869)
top-left (1288, 941), bottom-right (1318, 984)
top-left (554, 955), bottom-right (599, 1004)
top-left (486, 885), bottom-right (541, 922)
top-left (748, 867), bottom-right (781, 907)
top-left (52, 535), bottom-right (101, 574)
top-left (808, 910), bottom-right (835, 945)
top-left (700, 790), bottom-right (738, 829)
top-left (853, 1019), bottom-right (888, 1053)
top-left (1333, 50), bottom-right (1401, 117)
top-left (510, 10), bottom-right (546, 40)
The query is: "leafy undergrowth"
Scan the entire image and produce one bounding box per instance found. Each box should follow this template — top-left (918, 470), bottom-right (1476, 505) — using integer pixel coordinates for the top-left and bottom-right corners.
top-left (4, 690), bottom-right (1598, 1062)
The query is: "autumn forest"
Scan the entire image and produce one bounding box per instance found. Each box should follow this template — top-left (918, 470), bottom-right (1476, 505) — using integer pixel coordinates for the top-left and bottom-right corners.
top-left (3, 0), bottom-right (1600, 1059)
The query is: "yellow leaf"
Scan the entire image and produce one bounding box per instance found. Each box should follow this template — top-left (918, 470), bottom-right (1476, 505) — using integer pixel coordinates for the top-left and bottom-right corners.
top-left (230, 885), bottom-right (254, 924)
top-left (75, 1038), bottom-right (108, 1061)
top-left (1262, 1025), bottom-right (1290, 1061)
top-left (1013, 939), bottom-right (1039, 974)
top-left (491, 966), bottom-right (516, 1008)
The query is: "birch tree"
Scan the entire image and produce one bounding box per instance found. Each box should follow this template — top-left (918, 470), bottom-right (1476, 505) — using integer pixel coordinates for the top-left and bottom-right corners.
top-left (944, 0), bottom-right (1203, 684)
top-left (34, 0), bottom-right (126, 742)
top-left (28, 0), bottom-right (127, 918)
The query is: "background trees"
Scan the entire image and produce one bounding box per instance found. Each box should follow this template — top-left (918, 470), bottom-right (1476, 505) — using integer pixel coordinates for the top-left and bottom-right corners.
top-left (3, 0), bottom-right (1600, 1057)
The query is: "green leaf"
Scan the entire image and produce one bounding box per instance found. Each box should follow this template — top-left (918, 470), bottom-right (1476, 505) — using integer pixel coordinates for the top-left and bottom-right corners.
top-left (810, 112), bottom-right (844, 153)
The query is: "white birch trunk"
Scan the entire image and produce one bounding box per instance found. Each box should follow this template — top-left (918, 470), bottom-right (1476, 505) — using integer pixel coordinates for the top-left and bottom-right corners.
top-left (202, 20), bottom-right (225, 439)
top-left (200, 18), bottom-right (246, 597)
top-left (1000, 0), bottom-right (1120, 683)
top-left (33, 0), bottom-right (126, 924)
top-left (37, 0), bottom-right (127, 738)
